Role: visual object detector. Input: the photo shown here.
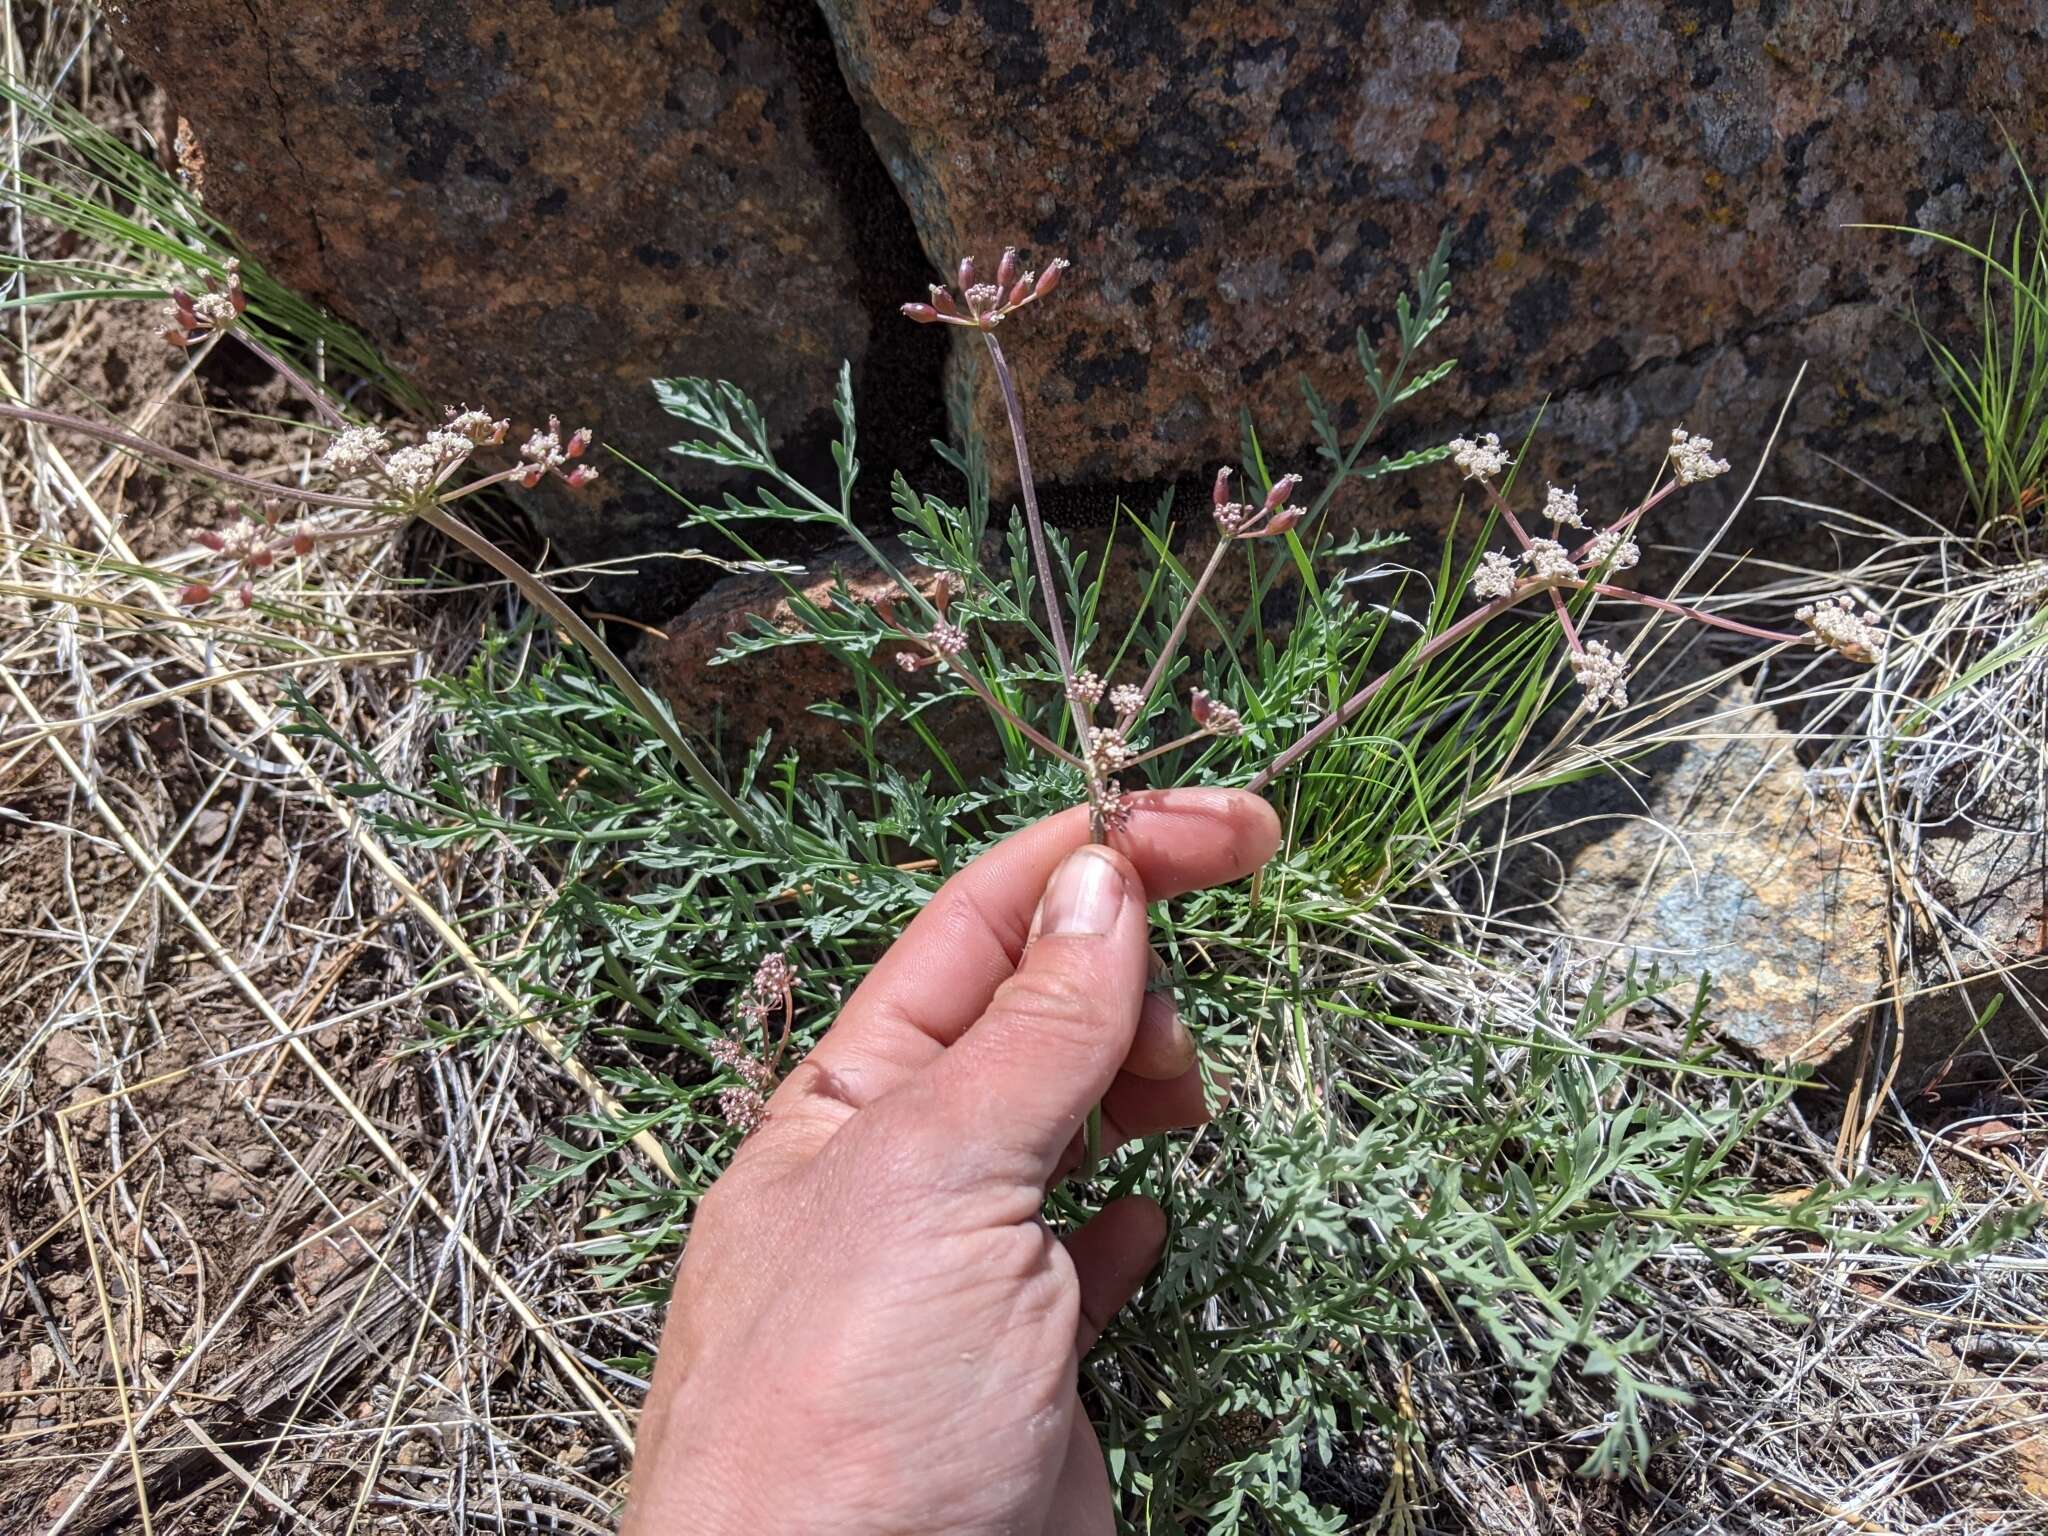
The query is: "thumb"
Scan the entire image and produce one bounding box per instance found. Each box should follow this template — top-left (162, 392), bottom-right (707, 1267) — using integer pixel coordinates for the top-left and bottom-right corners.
top-left (917, 844), bottom-right (1150, 1179)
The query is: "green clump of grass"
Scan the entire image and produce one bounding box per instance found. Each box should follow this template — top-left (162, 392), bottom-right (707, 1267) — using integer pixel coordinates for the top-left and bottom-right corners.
top-left (296, 248), bottom-right (2025, 1530)
top-left (1871, 152), bottom-right (2048, 545)
top-left (0, 70), bottom-right (418, 408)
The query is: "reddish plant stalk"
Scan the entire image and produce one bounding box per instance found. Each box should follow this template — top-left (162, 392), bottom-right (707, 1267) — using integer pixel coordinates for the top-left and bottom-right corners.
top-left (1577, 582), bottom-right (1805, 644)
top-left (982, 332), bottom-right (1108, 835)
top-left (941, 651), bottom-right (1083, 766)
top-left (1134, 534), bottom-right (1234, 713)
top-left (1569, 478), bottom-right (1679, 561)
top-left (1246, 585), bottom-right (1537, 793)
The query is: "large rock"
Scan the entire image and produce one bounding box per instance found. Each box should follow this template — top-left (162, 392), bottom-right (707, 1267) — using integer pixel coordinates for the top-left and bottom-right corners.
top-left (637, 539), bottom-right (975, 773)
top-left (638, 525), bottom-right (1280, 773)
top-left (1908, 764), bottom-right (2048, 1054)
top-left (1558, 687), bottom-right (2047, 1072)
top-left (1558, 688), bottom-right (1891, 1064)
top-left (112, 0), bottom-right (944, 614)
top-left (117, 3), bottom-right (2048, 622)
top-left (818, 1), bottom-right (2048, 543)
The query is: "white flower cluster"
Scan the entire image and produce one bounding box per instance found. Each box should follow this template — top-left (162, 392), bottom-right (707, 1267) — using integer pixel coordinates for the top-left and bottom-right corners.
top-left (1109, 683), bottom-right (1144, 719)
top-left (1087, 725), bottom-right (1133, 774)
top-left (426, 427), bottom-right (481, 461)
top-left (520, 421), bottom-right (568, 473)
top-left (381, 443), bottom-right (447, 497)
top-left (1668, 427), bottom-right (1730, 485)
top-left (1097, 779), bottom-right (1133, 835)
top-left (929, 620), bottom-right (967, 656)
top-left (1472, 549), bottom-right (1519, 599)
top-left (1525, 538), bottom-right (1578, 581)
top-left (1796, 595), bottom-right (1888, 662)
top-left (708, 1036), bottom-right (774, 1134)
top-left (191, 290), bottom-right (237, 327)
top-left (322, 425), bottom-right (389, 478)
top-left (323, 412), bottom-right (511, 500)
top-left (444, 407), bottom-right (509, 445)
top-left (1449, 432), bottom-right (1512, 481)
top-left (1066, 670), bottom-right (1106, 706)
top-left (1213, 500), bottom-right (1256, 536)
top-left (1189, 687), bottom-right (1242, 736)
top-left (1571, 640), bottom-right (1629, 709)
top-left (515, 416), bottom-right (596, 488)
top-left (1543, 484), bottom-right (1586, 528)
top-left (1586, 528), bottom-right (1640, 571)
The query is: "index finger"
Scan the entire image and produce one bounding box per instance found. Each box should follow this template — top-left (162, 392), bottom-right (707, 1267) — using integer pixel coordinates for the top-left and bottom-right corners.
top-left (761, 787), bottom-right (1278, 1149)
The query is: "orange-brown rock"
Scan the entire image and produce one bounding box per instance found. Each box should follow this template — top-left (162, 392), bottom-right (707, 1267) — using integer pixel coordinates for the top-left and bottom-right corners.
top-left (819, 1), bottom-right (2048, 546)
top-left (111, 0), bottom-right (945, 615)
top-left (114, 2), bottom-right (2048, 638)
top-left (1558, 689), bottom-right (1890, 1064)
top-left (638, 541), bottom-right (986, 775)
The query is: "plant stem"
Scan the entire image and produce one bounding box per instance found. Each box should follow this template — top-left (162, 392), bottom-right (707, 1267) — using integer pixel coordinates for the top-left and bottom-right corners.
top-left (1248, 566), bottom-right (1813, 796)
top-left (1248, 587), bottom-right (1535, 792)
top-left (982, 335), bottom-right (1099, 798)
top-left (1570, 478), bottom-right (1680, 561)
top-left (1579, 582), bottom-right (1807, 644)
top-left (1122, 728), bottom-right (1213, 770)
top-left (942, 653), bottom-right (1083, 765)
top-left (1134, 534), bottom-right (1234, 716)
top-left (1469, 478), bottom-right (1582, 651)
top-left (1487, 490), bottom-right (1538, 552)
top-left (1549, 589), bottom-right (1584, 652)
top-left (413, 501), bottom-right (757, 839)
top-left (236, 330), bottom-right (349, 431)
top-left (0, 401), bottom-right (373, 509)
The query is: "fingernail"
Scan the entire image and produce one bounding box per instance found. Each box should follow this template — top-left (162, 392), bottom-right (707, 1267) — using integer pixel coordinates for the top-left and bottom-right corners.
top-left (1039, 846), bottom-right (1126, 937)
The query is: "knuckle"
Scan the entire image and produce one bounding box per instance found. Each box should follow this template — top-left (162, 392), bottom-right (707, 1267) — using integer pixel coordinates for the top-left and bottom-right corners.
top-left (985, 963), bottom-right (1107, 1046)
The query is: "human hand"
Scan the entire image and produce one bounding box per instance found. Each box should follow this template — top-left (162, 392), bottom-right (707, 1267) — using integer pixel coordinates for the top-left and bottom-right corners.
top-left (621, 788), bottom-right (1280, 1535)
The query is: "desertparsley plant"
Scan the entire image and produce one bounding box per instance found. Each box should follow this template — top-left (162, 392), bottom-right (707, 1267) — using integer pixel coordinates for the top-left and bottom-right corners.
top-left (291, 241), bottom-right (1975, 1532)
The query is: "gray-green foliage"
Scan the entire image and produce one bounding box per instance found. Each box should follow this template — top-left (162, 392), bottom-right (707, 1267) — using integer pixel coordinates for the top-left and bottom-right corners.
top-left (312, 249), bottom-right (2004, 1531)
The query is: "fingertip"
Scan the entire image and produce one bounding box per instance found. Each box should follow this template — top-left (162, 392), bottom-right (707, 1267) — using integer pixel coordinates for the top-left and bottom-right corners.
top-left (1226, 789), bottom-right (1284, 868)
top-left (1102, 1060), bottom-right (1211, 1138)
top-left (1069, 1193), bottom-right (1166, 1352)
top-left (1103, 787), bottom-right (1283, 901)
top-left (1182, 786), bottom-right (1281, 876)
top-left (1125, 990), bottom-right (1196, 1079)
top-left (1105, 1192), bottom-right (1167, 1253)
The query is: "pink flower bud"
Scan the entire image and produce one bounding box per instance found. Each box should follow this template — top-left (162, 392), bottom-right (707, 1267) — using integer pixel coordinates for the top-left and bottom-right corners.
top-left (238, 583), bottom-right (255, 608)
top-left (160, 327), bottom-right (190, 349)
top-left (929, 286), bottom-right (957, 316)
top-left (291, 532), bottom-right (315, 558)
top-left (566, 427), bottom-right (592, 459)
top-left (249, 547), bottom-right (275, 569)
top-left (957, 255), bottom-right (975, 292)
top-left (1262, 473), bottom-right (1302, 513)
top-left (1034, 259), bottom-right (1067, 298)
top-left (517, 466), bottom-right (546, 489)
top-left (1259, 505), bottom-right (1304, 538)
top-left (1212, 466), bottom-right (1233, 508)
top-left (566, 464), bottom-right (600, 487)
top-left (196, 529), bottom-right (227, 551)
top-left (997, 247), bottom-right (1020, 289)
top-left (178, 582), bottom-right (212, 605)
top-left (1006, 278), bottom-right (1031, 309)
top-left (900, 302), bottom-right (939, 323)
